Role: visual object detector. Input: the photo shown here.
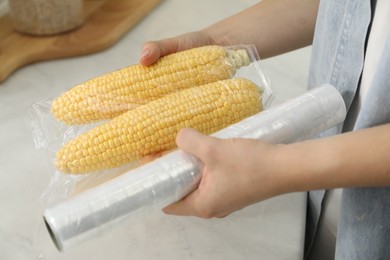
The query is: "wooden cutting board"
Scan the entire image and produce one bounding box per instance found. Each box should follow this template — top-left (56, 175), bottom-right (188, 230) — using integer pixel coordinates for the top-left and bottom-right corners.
top-left (0, 0), bottom-right (161, 82)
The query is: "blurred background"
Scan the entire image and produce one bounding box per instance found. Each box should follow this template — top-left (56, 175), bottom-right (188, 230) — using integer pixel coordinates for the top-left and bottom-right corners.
top-left (0, 0), bottom-right (7, 12)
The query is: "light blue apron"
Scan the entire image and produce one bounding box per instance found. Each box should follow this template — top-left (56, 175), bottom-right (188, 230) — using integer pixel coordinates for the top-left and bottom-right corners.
top-left (305, 0), bottom-right (390, 259)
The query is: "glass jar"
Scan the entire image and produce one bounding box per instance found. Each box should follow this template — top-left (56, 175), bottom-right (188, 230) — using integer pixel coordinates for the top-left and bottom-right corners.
top-left (8, 0), bottom-right (84, 35)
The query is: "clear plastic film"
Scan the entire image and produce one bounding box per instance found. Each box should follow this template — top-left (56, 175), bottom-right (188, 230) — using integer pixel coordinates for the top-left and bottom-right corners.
top-left (42, 84), bottom-right (346, 251)
top-left (30, 45), bottom-right (272, 203)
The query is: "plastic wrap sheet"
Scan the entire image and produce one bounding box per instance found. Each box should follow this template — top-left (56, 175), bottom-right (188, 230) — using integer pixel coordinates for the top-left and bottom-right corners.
top-left (30, 44), bottom-right (272, 202)
top-left (43, 84), bottom-right (346, 251)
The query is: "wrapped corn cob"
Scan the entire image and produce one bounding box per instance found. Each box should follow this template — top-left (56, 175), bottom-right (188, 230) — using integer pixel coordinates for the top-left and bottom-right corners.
top-left (51, 45), bottom-right (252, 125)
top-left (56, 78), bottom-right (263, 174)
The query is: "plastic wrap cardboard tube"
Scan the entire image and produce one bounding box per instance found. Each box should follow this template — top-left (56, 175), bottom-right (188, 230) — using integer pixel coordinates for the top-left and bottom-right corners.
top-left (43, 84), bottom-right (346, 251)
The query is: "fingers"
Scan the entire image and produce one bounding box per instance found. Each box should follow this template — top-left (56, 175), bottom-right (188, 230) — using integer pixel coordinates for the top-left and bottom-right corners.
top-left (139, 38), bottom-right (179, 66)
top-left (176, 128), bottom-right (219, 164)
top-left (139, 31), bottom-right (214, 66)
top-left (164, 128), bottom-right (219, 218)
top-left (162, 190), bottom-right (201, 217)
top-left (164, 129), bottom-right (258, 218)
top-left (162, 190), bottom-right (228, 218)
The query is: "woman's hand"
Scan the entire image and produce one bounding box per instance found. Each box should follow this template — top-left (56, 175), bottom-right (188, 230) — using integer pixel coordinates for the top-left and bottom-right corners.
top-left (163, 128), bottom-right (286, 218)
top-left (139, 31), bottom-right (214, 66)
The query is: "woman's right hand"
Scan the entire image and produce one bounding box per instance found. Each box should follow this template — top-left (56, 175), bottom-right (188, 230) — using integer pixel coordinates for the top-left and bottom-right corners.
top-left (139, 31), bottom-right (215, 66)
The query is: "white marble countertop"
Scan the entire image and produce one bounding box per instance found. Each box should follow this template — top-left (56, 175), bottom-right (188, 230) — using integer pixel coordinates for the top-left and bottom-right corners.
top-left (0, 1), bottom-right (311, 259)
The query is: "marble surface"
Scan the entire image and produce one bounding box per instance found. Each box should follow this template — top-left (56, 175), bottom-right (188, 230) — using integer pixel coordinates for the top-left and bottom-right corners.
top-left (0, 0), bottom-right (312, 259)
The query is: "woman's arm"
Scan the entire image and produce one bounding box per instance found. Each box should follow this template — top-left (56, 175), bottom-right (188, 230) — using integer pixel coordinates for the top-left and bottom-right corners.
top-left (281, 123), bottom-right (390, 193)
top-left (163, 124), bottom-right (390, 218)
top-left (203, 0), bottom-right (320, 58)
top-left (140, 0), bottom-right (320, 65)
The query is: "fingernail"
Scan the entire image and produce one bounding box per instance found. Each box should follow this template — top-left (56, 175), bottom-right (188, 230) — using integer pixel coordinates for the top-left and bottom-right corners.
top-left (140, 49), bottom-right (150, 59)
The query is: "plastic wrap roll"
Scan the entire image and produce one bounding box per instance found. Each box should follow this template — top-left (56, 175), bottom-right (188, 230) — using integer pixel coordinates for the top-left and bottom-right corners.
top-left (43, 84), bottom-right (346, 251)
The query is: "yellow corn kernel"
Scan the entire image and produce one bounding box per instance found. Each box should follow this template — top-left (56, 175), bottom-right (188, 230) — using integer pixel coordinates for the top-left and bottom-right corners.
top-left (56, 78), bottom-right (263, 174)
top-left (51, 46), bottom-right (251, 125)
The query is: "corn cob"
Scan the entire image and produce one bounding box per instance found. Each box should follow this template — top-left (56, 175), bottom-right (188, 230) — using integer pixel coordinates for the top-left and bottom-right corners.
top-left (51, 45), bottom-right (251, 125)
top-left (56, 78), bottom-right (263, 174)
